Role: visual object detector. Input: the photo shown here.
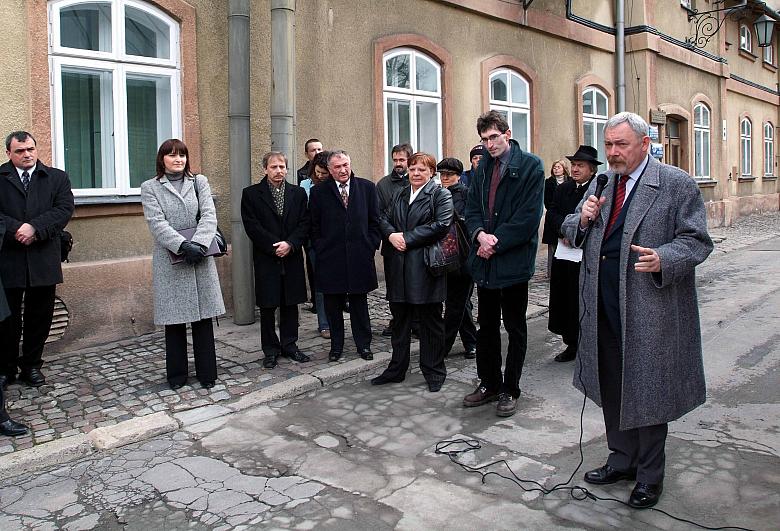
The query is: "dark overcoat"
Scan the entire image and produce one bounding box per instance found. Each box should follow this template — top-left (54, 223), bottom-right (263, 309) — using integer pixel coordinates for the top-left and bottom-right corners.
top-left (241, 178), bottom-right (310, 308)
top-left (542, 176), bottom-right (563, 244)
top-left (546, 178), bottom-right (591, 334)
top-left (0, 219), bottom-right (9, 320)
top-left (379, 179), bottom-right (453, 304)
top-left (0, 160), bottom-right (74, 288)
top-left (561, 156), bottom-right (713, 430)
top-left (464, 139), bottom-right (545, 289)
top-left (310, 175), bottom-right (381, 294)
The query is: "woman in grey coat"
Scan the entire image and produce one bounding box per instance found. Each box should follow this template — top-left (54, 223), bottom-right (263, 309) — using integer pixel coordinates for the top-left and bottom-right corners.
top-left (141, 139), bottom-right (225, 390)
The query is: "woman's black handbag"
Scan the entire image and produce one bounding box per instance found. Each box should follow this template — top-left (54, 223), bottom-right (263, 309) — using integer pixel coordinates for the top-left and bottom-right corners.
top-left (60, 230), bottom-right (73, 262)
top-left (424, 188), bottom-right (460, 276)
top-left (193, 176), bottom-right (228, 257)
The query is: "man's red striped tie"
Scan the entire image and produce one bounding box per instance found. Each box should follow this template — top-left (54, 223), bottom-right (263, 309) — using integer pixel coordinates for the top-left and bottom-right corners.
top-left (605, 174), bottom-right (629, 235)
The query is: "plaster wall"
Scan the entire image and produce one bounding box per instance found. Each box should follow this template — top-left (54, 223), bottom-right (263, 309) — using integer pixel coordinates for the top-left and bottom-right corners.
top-left (0, 1), bottom-right (31, 137)
top-left (570, 0), bottom-right (613, 27)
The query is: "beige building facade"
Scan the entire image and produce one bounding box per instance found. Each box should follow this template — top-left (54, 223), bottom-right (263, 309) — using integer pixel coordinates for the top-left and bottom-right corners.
top-left (1, 0), bottom-right (778, 349)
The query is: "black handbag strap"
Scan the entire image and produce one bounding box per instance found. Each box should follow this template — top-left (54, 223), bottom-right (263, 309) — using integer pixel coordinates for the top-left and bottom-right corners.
top-left (191, 175), bottom-right (203, 223)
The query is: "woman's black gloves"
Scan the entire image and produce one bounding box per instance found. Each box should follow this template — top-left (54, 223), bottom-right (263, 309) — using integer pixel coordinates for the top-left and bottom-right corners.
top-left (179, 240), bottom-right (207, 265)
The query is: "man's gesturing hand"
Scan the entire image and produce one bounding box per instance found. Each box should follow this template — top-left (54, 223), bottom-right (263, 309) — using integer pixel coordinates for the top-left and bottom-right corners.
top-left (631, 244), bottom-right (661, 273)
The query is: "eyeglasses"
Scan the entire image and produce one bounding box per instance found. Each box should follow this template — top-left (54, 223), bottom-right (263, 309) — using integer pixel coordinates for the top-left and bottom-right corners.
top-left (479, 133), bottom-right (503, 145)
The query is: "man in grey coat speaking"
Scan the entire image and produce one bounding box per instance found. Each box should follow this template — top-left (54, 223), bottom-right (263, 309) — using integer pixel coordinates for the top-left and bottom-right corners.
top-left (562, 112), bottom-right (713, 509)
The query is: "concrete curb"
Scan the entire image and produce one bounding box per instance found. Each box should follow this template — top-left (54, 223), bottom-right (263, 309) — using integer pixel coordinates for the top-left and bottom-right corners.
top-left (311, 352), bottom-right (391, 385)
top-left (227, 374), bottom-right (322, 413)
top-left (0, 434), bottom-right (93, 480)
top-left (88, 411), bottom-right (180, 450)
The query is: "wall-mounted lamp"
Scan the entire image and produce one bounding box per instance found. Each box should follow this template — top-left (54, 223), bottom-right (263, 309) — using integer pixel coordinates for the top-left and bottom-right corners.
top-left (686, 0), bottom-right (777, 50)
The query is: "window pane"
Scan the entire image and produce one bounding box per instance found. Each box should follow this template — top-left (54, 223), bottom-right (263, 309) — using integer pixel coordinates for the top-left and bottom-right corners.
top-left (127, 75), bottom-right (172, 188)
top-left (511, 111), bottom-right (528, 152)
top-left (416, 101), bottom-right (439, 157)
top-left (61, 69), bottom-right (115, 189)
top-left (595, 122), bottom-right (607, 173)
top-left (416, 56), bottom-right (438, 92)
top-left (491, 73), bottom-right (508, 102)
top-left (596, 92), bottom-right (608, 117)
top-left (386, 54), bottom-right (410, 89)
top-left (702, 132), bottom-right (710, 176)
top-left (583, 121), bottom-right (594, 147)
top-left (386, 99), bottom-right (411, 167)
top-left (583, 90), bottom-right (594, 115)
top-left (125, 6), bottom-right (171, 59)
top-left (666, 120), bottom-right (679, 138)
top-left (60, 3), bottom-right (112, 52)
top-left (510, 75), bottom-right (528, 105)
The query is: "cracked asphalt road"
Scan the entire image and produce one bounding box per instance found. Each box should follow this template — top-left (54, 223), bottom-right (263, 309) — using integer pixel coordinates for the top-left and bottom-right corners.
top-left (0, 236), bottom-right (777, 529)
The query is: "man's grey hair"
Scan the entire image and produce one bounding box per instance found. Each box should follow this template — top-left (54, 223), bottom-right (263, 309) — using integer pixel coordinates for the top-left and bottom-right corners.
top-left (604, 112), bottom-right (649, 139)
top-left (327, 150), bottom-right (350, 165)
top-left (5, 131), bottom-right (36, 151)
top-left (262, 151), bottom-right (288, 169)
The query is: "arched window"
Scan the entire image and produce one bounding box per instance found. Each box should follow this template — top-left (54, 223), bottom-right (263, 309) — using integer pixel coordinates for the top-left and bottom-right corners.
top-left (693, 104), bottom-right (711, 179)
top-left (764, 41), bottom-right (774, 64)
top-left (582, 86), bottom-right (609, 172)
top-left (488, 69), bottom-right (530, 151)
top-left (740, 24), bottom-right (752, 52)
top-left (764, 122), bottom-right (774, 176)
top-left (49, 0), bottom-right (181, 195)
top-left (741, 118), bottom-right (752, 176)
top-left (383, 48), bottom-right (441, 172)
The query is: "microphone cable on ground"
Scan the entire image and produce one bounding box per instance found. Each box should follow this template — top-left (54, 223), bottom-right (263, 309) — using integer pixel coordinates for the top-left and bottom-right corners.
top-left (436, 209), bottom-right (756, 531)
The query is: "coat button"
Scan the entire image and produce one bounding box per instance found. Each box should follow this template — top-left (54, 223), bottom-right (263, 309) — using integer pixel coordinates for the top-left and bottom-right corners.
top-left (600, 255), bottom-right (606, 261)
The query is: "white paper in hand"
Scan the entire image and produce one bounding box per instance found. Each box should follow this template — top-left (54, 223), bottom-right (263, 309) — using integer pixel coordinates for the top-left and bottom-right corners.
top-left (554, 238), bottom-right (583, 262)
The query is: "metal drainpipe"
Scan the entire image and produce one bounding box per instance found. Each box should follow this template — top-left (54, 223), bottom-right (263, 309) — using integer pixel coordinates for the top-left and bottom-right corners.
top-left (271, 0), bottom-right (296, 178)
top-left (228, 0), bottom-right (255, 325)
top-left (616, 0), bottom-right (626, 113)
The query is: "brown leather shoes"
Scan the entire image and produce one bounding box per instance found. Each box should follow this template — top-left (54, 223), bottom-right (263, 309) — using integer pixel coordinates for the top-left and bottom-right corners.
top-left (462, 385), bottom-right (498, 407)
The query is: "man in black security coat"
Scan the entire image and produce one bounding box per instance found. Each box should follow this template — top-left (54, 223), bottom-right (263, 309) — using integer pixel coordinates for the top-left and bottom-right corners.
top-left (545, 145), bottom-right (598, 362)
top-left (0, 131), bottom-right (74, 389)
top-left (241, 152), bottom-right (311, 369)
top-left (309, 150), bottom-right (381, 362)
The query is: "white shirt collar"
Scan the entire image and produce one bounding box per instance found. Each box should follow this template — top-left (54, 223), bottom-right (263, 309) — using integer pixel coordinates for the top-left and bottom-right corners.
top-left (15, 164), bottom-right (36, 179)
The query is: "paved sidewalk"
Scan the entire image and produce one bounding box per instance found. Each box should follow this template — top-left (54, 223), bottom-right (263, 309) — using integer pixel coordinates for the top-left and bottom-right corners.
top-left (1, 210), bottom-right (778, 457)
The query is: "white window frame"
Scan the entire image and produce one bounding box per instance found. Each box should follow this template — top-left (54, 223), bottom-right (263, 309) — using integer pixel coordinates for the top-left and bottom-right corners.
top-left (741, 118), bottom-right (752, 176)
top-left (382, 48), bottom-right (442, 174)
top-left (740, 24), bottom-right (752, 53)
top-left (764, 122), bottom-right (774, 176)
top-left (582, 86), bottom-right (609, 173)
top-left (693, 103), bottom-right (711, 179)
top-left (488, 68), bottom-right (531, 152)
top-left (764, 42), bottom-right (774, 64)
top-left (49, 0), bottom-right (181, 197)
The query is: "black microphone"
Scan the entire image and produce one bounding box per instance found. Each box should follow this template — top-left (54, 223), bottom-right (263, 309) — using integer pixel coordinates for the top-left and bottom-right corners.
top-left (593, 173), bottom-right (609, 199)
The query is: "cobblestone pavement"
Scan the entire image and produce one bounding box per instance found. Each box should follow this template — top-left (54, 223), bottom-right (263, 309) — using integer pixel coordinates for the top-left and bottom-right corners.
top-left (1, 211), bottom-right (778, 455)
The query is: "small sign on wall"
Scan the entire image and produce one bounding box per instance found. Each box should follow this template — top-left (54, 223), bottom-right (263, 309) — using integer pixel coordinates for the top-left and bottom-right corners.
top-left (649, 125), bottom-right (660, 141)
top-left (650, 143), bottom-right (665, 160)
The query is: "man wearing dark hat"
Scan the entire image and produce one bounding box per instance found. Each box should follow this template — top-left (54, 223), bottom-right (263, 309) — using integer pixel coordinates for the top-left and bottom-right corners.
top-left (544, 145), bottom-right (599, 362)
top-left (460, 144), bottom-right (484, 188)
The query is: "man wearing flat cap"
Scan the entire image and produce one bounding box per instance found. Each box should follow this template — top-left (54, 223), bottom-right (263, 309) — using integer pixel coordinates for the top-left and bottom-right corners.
top-left (544, 145), bottom-right (599, 362)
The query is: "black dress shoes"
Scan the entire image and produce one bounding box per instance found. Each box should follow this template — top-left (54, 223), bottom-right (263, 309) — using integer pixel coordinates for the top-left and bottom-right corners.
top-left (0, 375), bottom-right (15, 390)
top-left (381, 326), bottom-right (393, 337)
top-left (200, 381), bottom-right (215, 389)
top-left (584, 464), bottom-right (637, 485)
top-left (358, 348), bottom-right (374, 361)
top-left (427, 381), bottom-right (443, 392)
top-left (628, 482), bottom-right (663, 509)
top-left (169, 380), bottom-right (186, 390)
top-left (328, 350), bottom-right (343, 362)
top-left (263, 354), bottom-right (278, 369)
top-left (554, 346), bottom-right (577, 363)
top-left (370, 373), bottom-right (404, 385)
top-left (19, 368), bottom-right (45, 387)
top-left (464, 347), bottom-right (477, 360)
top-left (282, 349), bottom-right (311, 363)
top-left (0, 419), bottom-right (29, 437)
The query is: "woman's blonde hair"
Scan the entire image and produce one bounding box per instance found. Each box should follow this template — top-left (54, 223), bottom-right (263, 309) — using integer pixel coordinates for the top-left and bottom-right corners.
top-left (550, 159), bottom-right (570, 178)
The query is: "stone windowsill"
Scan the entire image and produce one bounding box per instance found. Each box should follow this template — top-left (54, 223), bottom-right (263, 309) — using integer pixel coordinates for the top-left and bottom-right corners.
top-left (737, 175), bottom-right (757, 182)
top-left (739, 48), bottom-right (758, 62)
top-left (695, 179), bottom-right (718, 188)
top-left (762, 60), bottom-right (778, 73)
top-left (762, 175), bottom-right (778, 181)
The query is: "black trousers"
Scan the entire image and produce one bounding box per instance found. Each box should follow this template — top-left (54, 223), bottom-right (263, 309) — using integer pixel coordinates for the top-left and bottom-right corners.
top-left (323, 293), bottom-right (371, 352)
top-left (304, 246), bottom-right (315, 303)
top-left (443, 271), bottom-right (477, 354)
top-left (0, 285), bottom-right (56, 376)
top-left (164, 318), bottom-right (217, 386)
top-left (598, 309), bottom-right (667, 484)
top-left (383, 302), bottom-right (446, 385)
top-left (0, 387), bottom-right (10, 423)
top-left (259, 304), bottom-right (299, 356)
top-left (475, 282), bottom-right (528, 398)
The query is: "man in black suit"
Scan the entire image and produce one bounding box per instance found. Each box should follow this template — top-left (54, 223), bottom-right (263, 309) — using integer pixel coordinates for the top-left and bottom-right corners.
top-left (309, 150), bottom-right (381, 362)
top-left (0, 131), bottom-right (74, 389)
top-left (241, 152), bottom-right (311, 369)
top-left (544, 145), bottom-right (598, 362)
